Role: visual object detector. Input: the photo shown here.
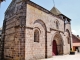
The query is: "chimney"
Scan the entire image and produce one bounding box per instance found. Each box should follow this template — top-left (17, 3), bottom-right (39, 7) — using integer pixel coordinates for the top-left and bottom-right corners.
top-left (77, 35), bottom-right (79, 37)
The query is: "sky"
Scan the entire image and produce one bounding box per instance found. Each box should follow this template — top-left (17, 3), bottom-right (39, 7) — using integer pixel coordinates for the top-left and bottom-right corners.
top-left (0, 0), bottom-right (80, 36)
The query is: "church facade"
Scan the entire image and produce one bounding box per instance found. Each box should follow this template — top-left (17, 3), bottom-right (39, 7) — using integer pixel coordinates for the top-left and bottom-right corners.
top-left (2, 0), bottom-right (72, 60)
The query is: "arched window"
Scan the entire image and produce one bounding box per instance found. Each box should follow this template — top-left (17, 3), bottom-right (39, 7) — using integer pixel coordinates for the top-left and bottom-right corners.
top-left (56, 21), bottom-right (59, 29)
top-left (34, 29), bottom-right (39, 42)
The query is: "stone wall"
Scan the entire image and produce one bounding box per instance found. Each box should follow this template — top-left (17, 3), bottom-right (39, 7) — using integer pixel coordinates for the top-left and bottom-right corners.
top-left (2, 0), bottom-right (26, 60)
top-left (25, 2), bottom-right (71, 60)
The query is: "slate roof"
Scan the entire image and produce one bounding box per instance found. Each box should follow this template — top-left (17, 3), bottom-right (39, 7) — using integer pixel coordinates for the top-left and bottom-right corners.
top-left (50, 6), bottom-right (71, 21)
top-left (50, 7), bottom-right (62, 15)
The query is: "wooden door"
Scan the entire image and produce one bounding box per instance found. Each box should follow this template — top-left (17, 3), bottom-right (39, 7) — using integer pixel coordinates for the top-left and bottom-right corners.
top-left (52, 40), bottom-right (58, 55)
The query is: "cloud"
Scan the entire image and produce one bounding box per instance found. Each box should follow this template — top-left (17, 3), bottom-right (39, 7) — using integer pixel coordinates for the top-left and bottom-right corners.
top-left (72, 29), bottom-right (80, 36)
top-left (72, 30), bottom-right (77, 35)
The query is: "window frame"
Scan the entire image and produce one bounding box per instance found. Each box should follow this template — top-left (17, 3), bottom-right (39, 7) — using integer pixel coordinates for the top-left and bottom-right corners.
top-left (34, 28), bottom-right (40, 43)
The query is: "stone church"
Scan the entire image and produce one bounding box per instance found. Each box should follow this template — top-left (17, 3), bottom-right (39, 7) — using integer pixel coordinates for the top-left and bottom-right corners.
top-left (1, 0), bottom-right (72, 60)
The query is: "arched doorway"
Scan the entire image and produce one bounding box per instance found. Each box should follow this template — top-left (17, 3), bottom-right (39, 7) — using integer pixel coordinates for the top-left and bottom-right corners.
top-left (52, 32), bottom-right (63, 56)
top-left (52, 40), bottom-right (58, 55)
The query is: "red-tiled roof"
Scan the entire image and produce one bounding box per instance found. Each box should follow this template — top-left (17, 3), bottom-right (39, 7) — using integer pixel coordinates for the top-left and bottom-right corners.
top-left (72, 34), bottom-right (80, 43)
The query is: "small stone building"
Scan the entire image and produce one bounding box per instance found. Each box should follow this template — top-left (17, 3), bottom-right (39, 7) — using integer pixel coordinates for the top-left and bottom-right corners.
top-left (2, 0), bottom-right (72, 60)
top-left (72, 34), bottom-right (80, 52)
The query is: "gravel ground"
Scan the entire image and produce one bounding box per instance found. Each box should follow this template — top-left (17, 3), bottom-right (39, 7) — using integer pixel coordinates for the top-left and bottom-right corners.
top-left (39, 53), bottom-right (80, 60)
